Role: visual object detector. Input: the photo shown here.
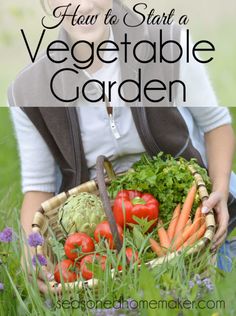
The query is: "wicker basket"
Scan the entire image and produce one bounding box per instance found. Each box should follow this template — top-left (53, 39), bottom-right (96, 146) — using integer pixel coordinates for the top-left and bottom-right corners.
top-left (31, 155), bottom-right (216, 290)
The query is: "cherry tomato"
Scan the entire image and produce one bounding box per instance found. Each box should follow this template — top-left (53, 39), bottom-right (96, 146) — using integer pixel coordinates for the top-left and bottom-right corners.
top-left (94, 221), bottom-right (123, 249)
top-left (64, 232), bottom-right (95, 260)
top-left (54, 259), bottom-right (80, 283)
top-left (80, 254), bottom-right (107, 280)
top-left (118, 247), bottom-right (140, 271)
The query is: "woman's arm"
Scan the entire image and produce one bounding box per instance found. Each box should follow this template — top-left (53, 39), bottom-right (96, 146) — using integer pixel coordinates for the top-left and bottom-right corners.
top-left (21, 191), bottom-right (54, 240)
top-left (20, 191), bottom-right (58, 293)
top-left (10, 107), bottom-right (57, 194)
top-left (203, 124), bottom-right (236, 250)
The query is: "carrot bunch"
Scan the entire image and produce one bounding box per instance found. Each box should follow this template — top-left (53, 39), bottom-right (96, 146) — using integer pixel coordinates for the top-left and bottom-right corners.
top-left (149, 183), bottom-right (207, 257)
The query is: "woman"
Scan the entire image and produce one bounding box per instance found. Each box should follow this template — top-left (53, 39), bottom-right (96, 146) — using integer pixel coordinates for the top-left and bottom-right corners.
top-left (9, 0), bottom-right (236, 293)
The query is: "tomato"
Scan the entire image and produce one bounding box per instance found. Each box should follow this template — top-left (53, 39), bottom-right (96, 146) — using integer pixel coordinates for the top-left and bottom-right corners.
top-left (64, 232), bottom-right (95, 260)
top-left (125, 247), bottom-right (140, 263)
top-left (118, 247), bottom-right (140, 271)
top-left (54, 259), bottom-right (80, 283)
top-left (80, 254), bottom-right (107, 280)
top-left (94, 221), bottom-right (123, 249)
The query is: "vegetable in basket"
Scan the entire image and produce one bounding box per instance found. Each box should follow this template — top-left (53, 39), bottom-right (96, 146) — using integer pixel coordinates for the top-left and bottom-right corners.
top-left (113, 189), bottom-right (159, 227)
top-left (54, 259), bottom-right (80, 283)
top-left (149, 184), bottom-right (207, 256)
top-left (94, 221), bottom-right (123, 249)
top-left (80, 254), bottom-right (107, 280)
top-left (58, 192), bottom-right (106, 236)
top-left (118, 247), bottom-right (140, 271)
top-left (64, 232), bottom-right (95, 260)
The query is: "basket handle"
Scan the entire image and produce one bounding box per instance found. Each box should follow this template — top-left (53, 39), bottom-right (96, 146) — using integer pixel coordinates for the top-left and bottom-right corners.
top-left (96, 155), bottom-right (122, 252)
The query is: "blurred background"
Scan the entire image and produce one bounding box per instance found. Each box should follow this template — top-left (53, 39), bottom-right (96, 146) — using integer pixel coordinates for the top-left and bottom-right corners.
top-left (0, 1), bottom-right (236, 221)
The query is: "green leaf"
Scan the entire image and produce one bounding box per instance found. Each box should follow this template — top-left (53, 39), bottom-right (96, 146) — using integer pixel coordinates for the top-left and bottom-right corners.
top-left (132, 226), bottom-right (145, 249)
top-left (130, 217), bottom-right (156, 234)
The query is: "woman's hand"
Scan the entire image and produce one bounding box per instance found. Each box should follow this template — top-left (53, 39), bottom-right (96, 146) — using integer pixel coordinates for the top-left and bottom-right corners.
top-left (21, 247), bottom-right (62, 294)
top-left (202, 191), bottom-right (229, 252)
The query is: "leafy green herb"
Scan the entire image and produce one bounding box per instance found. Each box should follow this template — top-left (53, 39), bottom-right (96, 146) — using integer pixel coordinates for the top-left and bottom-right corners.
top-left (108, 153), bottom-right (211, 223)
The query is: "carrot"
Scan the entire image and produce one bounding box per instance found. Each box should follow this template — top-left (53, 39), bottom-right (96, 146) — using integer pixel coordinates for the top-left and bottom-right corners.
top-left (192, 206), bottom-right (202, 230)
top-left (183, 219), bottom-right (192, 233)
top-left (174, 184), bottom-right (197, 237)
top-left (179, 221), bottom-right (206, 250)
top-left (158, 219), bottom-right (171, 250)
top-left (149, 238), bottom-right (165, 257)
top-left (171, 206), bottom-right (202, 250)
top-left (167, 203), bottom-right (181, 241)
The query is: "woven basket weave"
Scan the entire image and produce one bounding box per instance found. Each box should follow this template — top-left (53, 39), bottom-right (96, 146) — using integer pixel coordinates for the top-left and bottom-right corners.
top-left (31, 155), bottom-right (216, 290)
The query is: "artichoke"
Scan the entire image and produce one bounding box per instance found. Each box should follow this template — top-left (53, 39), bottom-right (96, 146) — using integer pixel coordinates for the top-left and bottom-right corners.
top-left (58, 192), bottom-right (106, 236)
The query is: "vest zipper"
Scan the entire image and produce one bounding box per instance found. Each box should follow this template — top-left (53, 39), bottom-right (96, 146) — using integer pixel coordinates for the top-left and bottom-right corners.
top-left (93, 79), bottom-right (121, 140)
top-left (109, 113), bottom-right (121, 139)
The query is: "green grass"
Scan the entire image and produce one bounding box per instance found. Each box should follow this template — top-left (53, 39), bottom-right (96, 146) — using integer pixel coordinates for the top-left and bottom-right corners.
top-left (0, 206), bottom-right (236, 316)
top-left (0, 108), bottom-right (22, 223)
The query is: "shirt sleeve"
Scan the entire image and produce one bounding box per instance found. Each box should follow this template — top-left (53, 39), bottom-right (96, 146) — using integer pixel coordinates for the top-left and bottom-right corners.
top-left (175, 29), bottom-right (232, 132)
top-left (187, 106), bottom-right (232, 133)
top-left (175, 28), bottom-right (218, 106)
top-left (10, 107), bottom-right (56, 193)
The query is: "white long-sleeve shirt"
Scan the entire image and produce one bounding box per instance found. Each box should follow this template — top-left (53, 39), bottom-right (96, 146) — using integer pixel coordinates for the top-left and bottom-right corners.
top-left (9, 29), bottom-right (235, 195)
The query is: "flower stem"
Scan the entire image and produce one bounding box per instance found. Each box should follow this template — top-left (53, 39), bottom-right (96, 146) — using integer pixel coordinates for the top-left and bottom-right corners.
top-left (35, 248), bottom-right (38, 278)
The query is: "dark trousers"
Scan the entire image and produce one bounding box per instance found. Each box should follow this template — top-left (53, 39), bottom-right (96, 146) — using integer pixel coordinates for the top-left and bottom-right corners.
top-left (228, 195), bottom-right (236, 235)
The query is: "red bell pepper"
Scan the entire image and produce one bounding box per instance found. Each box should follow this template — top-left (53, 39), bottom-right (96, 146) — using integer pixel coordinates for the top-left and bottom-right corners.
top-left (113, 190), bottom-right (159, 227)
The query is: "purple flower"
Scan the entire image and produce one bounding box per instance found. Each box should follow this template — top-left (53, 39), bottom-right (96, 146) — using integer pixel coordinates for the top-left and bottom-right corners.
top-left (93, 309), bottom-right (138, 316)
top-left (0, 283), bottom-right (4, 291)
top-left (32, 254), bottom-right (47, 267)
top-left (91, 298), bottom-right (140, 316)
top-left (194, 274), bottom-right (202, 285)
top-left (0, 227), bottom-right (13, 243)
top-left (93, 309), bottom-right (116, 316)
top-left (28, 232), bottom-right (44, 248)
top-left (202, 278), bottom-right (214, 292)
top-left (189, 280), bottom-right (195, 289)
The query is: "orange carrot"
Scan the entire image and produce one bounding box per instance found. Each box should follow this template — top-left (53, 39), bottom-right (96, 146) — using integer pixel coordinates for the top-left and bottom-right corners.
top-left (192, 206), bottom-right (202, 230)
top-left (149, 238), bottom-right (165, 257)
top-left (172, 206), bottom-right (202, 250)
top-left (167, 203), bottom-right (181, 240)
top-left (183, 219), bottom-right (192, 234)
top-left (179, 221), bottom-right (206, 250)
top-left (158, 219), bottom-right (171, 250)
top-left (174, 184), bottom-right (197, 237)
